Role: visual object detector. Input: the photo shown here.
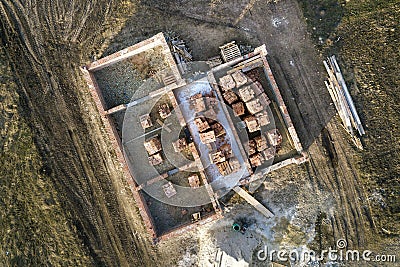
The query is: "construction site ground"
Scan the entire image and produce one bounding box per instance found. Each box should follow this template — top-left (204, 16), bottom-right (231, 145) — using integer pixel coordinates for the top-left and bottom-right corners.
top-left (0, 0), bottom-right (398, 266)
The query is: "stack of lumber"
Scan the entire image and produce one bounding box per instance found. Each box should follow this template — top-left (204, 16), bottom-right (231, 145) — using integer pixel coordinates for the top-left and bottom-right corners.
top-left (324, 55), bottom-right (365, 138)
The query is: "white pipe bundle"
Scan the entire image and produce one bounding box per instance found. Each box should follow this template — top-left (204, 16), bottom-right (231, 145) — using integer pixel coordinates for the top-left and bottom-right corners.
top-left (324, 55), bottom-right (365, 137)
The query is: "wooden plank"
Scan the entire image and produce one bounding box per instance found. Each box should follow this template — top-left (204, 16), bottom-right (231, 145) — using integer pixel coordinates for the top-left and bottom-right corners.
top-left (105, 104), bottom-right (127, 115)
top-left (233, 186), bottom-right (274, 218)
top-left (156, 118), bottom-right (172, 133)
top-left (324, 60), bottom-right (354, 136)
top-left (331, 56), bottom-right (365, 135)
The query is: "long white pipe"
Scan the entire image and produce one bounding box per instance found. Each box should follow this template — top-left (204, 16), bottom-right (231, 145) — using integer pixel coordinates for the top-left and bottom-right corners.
top-left (331, 56), bottom-right (365, 135)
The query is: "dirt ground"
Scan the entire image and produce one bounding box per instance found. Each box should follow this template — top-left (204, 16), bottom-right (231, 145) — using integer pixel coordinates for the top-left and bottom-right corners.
top-left (0, 0), bottom-right (398, 266)
top-left (0, 47), bottom-right (92, 266)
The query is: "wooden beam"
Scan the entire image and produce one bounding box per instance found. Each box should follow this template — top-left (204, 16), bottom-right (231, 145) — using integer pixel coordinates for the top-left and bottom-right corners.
top-left (233, 186), bottom-right (274, 218)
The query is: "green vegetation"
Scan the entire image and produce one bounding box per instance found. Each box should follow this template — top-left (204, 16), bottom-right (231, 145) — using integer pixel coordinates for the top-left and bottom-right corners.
top-left (300, 0), bottom-right (399, 235)
top-left (0, 49), bottom-right (91, 266)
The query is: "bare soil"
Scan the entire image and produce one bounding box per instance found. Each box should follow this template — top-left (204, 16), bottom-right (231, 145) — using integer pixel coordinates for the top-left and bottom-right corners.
top-left (1, 1), bottom-right (159, 266)
top-left (0, 48), bottom-right (92, 266)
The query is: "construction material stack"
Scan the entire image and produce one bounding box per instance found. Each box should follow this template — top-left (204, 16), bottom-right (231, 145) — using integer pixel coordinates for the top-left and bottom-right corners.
top-left (323, 55), bottom-right (365, 148)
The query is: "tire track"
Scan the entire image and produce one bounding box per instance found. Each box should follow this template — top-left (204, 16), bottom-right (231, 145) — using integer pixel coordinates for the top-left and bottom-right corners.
top-left (1, 0), bottom-right (159, 265)
top-left (306, 122), bottom-right (370, 248)
top-left (0, 0), bottom-right (42, 64)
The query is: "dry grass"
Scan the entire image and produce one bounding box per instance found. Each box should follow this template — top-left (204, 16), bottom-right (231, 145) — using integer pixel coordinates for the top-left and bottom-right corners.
top-left (337, 0), bottom-right (400, 235)
top-left (300, 0), bottom-right (400, 242)
top-left (0, 49), bottom-right (91, 266)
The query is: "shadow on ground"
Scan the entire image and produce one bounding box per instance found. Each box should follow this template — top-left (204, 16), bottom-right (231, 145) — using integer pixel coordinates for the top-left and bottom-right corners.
top-left (104, 1), bottom-right (336, 151)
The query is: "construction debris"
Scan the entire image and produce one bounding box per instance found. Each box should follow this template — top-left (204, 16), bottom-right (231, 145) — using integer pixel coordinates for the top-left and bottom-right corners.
top-left (238, 44), bottom-right (255, 55)
top-left (166, 33), bottom-right (192, 74)
top-left (206, 56), bottom-right (223, 68)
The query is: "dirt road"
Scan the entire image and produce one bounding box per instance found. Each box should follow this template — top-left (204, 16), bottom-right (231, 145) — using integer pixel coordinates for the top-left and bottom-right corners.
top-left (1, 1), bottom-right (159, 266)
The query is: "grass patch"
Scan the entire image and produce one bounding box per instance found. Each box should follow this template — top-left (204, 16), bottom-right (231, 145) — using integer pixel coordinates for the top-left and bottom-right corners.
top-left (0, 49), bottom-right (91, 266)
top-left (299, 0), bottom-right (399, 235)
top-left (337, 0), bottom-right (400, 234)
